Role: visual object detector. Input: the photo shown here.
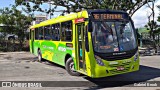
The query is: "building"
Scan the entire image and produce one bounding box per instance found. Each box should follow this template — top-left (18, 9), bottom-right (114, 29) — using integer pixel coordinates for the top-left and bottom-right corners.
top-left (138, 27), bottom-right (160, 47)
top-left (32, 15), bottom-right (47, 25)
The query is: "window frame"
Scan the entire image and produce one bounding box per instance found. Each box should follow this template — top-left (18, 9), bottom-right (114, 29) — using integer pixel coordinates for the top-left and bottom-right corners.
top-left (51, 23), bottom-right (60, 41)
top-left (61, 21), bottom-right (73, 42)
top-left (44, 25), bottom-right (52, 40)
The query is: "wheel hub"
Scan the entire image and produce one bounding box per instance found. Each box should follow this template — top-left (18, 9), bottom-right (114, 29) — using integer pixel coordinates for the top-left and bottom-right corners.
top-left (70, 62), bottom-right (75, 72)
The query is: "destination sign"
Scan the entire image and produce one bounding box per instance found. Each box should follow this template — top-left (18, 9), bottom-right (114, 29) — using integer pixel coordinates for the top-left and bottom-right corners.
top-left (92, 14), bottom-right (124, 20)
top-left (75, 18), bottom-right (85, 23)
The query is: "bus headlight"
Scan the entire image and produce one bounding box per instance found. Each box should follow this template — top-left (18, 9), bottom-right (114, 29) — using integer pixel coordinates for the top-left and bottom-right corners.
top-left (134, 51), bottom-right (139, 61)
top-left (95, 55), bottom-right (105, 66)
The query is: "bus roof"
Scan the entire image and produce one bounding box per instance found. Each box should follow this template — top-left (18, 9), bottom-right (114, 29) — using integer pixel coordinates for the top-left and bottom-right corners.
top-left (30, 10), bottom-right (88, 29)
top-left (30, 9), bottom-right (128, 29)
top-left (87, 9), bottom-right (127, 14)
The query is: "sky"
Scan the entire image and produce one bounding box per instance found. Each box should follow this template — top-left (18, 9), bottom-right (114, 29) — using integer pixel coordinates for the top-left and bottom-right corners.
top-left (0, 0), bottom-right (160, 28)
top-left (132, 0), bottom-right (160, 28)
top-left (0, 0), bottom-right (15, 8)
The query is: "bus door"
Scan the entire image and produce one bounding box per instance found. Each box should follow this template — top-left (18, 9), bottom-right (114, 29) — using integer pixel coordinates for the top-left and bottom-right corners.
top-left (76, 23), bottom-right (86, 71)
top-left (30, 30), bottom-right (34, 53)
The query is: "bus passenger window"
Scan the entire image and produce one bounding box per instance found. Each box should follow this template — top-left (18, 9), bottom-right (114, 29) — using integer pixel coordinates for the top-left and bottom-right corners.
top-left (61, 21), bottom-right (72, 41)
top-left (44, 26), bottom-right (51, 40)
top-left (51, 24), bottom-right (60, 41)
top-left (38, 27), bottom-right (44, 40)
top-left (35, 28), bottom-right (39, 40)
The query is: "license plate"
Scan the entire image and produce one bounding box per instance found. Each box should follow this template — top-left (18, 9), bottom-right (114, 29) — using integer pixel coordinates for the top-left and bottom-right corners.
top-left (117, 66), bottom-right (125, 71)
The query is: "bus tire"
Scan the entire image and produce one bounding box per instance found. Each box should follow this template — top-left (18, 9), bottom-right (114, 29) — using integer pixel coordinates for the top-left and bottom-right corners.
top-left (65, 57), bottom-right (80, 76)
top-left (37, 49), bottom-right (44, 62)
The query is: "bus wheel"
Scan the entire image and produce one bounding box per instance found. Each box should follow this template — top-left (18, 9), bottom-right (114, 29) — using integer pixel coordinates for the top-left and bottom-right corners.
top-left (65, 57), bottom-right (80, 76)
top-left (38, 49), bottom-right (43, 62)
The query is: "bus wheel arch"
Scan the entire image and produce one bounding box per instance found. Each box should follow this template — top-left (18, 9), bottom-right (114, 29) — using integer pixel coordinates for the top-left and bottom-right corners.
top-left (65, 55), bottom-right (80, 76)
top-left (65, 54), bottom-right (72, 64)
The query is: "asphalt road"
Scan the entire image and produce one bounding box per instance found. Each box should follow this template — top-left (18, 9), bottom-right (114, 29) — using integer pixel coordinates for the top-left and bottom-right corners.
top-left (0, 52), bottom-right (160, 90)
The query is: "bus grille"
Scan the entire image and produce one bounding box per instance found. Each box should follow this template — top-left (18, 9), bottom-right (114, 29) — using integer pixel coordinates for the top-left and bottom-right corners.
top-left (109, 67), bottom-right (130, 74)
top-left (109, 62), bottom-right (131, 67)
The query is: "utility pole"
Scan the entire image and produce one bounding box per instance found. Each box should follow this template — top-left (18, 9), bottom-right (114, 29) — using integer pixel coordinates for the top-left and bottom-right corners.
top-left (48, 0), bottom-right (53, 19)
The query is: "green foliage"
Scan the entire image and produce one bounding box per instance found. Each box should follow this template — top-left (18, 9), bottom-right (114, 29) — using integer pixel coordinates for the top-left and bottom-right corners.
top-left (0, 6), bottom-right (32, 34)
top-left (0, 7), bottom-right (15, 34)
top-left (154, 28), bottom-right (160, 34)
top-left (0, 5), bottom-right (32, 51)
top-left (158, 5), bottom-right (160, 22)
top-left (158, 16), bottom-right (160, 22)
top-left (15, 0), bottom-right (151, 16)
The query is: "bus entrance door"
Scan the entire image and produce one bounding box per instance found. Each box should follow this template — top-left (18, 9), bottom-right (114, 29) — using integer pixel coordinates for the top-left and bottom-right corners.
top-left (76, 23), bottom-right (86, 72)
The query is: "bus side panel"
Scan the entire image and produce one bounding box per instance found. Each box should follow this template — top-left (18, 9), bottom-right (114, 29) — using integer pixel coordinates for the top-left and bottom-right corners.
top-left (29, 40), bottom-right (33, 53)
top-left (38, 41), bottom-right (73, 66)
top-left (86, 32), bottom-right (96, 77)
top-left (29, 30), bottom-right (35, 54)
top-left (56, 42), bottom-right (74, 66)
top-left (42, 41), bottom-right (57, 62)
top-left (33, 40), bottom-right (42, 56)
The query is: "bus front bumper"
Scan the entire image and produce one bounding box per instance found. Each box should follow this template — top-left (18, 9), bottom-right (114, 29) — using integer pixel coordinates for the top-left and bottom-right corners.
top-left (91, 59), bottom-right (139, 78)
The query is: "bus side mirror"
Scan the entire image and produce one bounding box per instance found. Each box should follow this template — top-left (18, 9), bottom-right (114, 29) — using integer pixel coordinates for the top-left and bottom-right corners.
top-left (88, 22), bottom-right (92, 32)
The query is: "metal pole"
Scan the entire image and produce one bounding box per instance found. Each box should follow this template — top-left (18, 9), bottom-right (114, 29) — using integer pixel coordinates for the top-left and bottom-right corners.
top-left (49, 1), bottom-right (51, 19)
top-left (140, 33), bottom-right (143, 47)
top-left (47, 0), bottom-right (52, 19)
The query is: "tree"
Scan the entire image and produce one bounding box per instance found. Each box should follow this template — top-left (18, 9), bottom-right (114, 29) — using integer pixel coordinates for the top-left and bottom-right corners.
top-left (144, 0), bottom-right (159, 52)
top-left (158, 5), bottom-right (160, 22)
top-left (15, 0), bottom-right (152, 17)
top-left (0, 7), bottom-right (16, 40)
top-left (0, 6), bottom-right (32, 51)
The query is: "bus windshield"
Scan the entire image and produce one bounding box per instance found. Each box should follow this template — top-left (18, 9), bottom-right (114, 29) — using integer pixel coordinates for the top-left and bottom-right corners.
top-left (92, 21), bottom-right (137, 53)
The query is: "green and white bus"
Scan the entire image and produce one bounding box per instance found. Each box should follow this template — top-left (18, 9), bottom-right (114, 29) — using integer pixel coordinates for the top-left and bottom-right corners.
top-left (29, 9), bottom-right (139, 78)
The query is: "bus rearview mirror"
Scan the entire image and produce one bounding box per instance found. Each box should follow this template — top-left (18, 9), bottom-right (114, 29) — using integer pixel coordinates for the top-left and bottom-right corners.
top-left (88, 22), bottom-right (92, 32)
